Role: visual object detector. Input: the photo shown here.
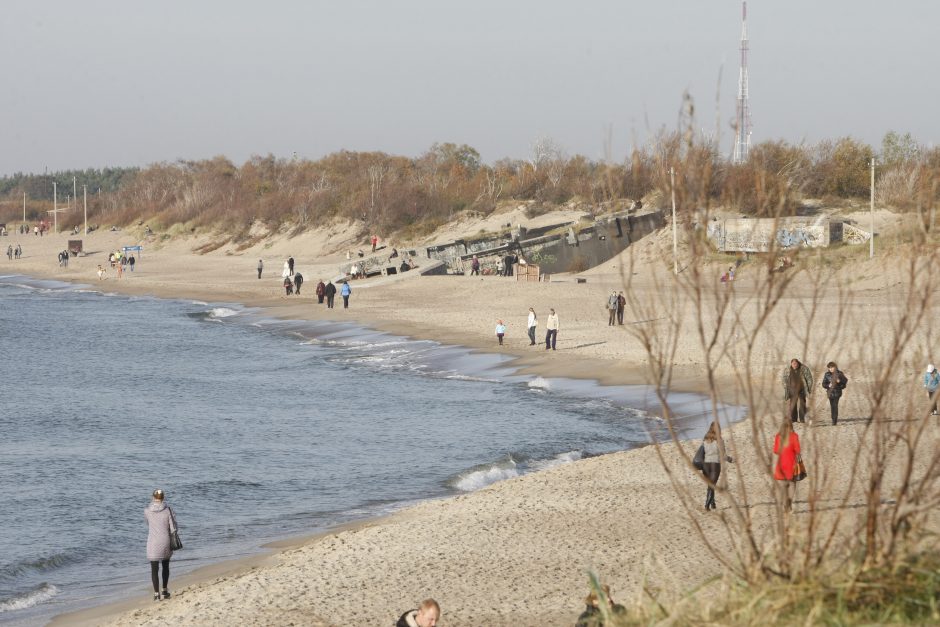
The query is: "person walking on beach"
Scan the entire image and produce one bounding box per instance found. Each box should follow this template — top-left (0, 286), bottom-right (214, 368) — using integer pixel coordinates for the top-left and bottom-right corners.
top-left (283, 276), bottom-right (294, 296)
top-left (371, 234), bottom-right (378, 252)
top-left (340, 280), bottom-right (351, 309)
top-left (822, 361), bottom-right (848, 425)
top-left (293, 272), bottom-right (304, 295)
top-left (527, 307), bottom-right (538, 346)
top-left (783, 358), bottom-right (813, 423)
top-left (257, 259), bottom-right (263, 279)
top-left (495, 320), bottom-right (506, 346)
top-left (282, 261), bottom-right (290, 280)
top-left (6, 245), bottom-right (11, 260)
top-left (924, 364), bottom-right (940, 415)
top-left (145, 489), bottom-right (179, 601)
top-left (128, 255), bottom-right (135, 272)
top-left (773, 417), bottom-right (801, 512)
top-left (315, 280), bottom-right (326, 304)
top-left (700, 421), bottom-right (731, 511)
top-left (545, 308), bottom-right (559, 351)
top-left (616, 291), bottom-right (626, 325)
top-left (397, 598), bottom-right (440, 627)
top-left (97, 265), bottom-right (106, 280)
top-left (15, 244), bottom-right (21, 259)
top-left (324, 280), bottom-right (336, 308)
top-left (607, 291), bottom-right (618, 326)
top-left (288, 256), bottom-right (295, 276)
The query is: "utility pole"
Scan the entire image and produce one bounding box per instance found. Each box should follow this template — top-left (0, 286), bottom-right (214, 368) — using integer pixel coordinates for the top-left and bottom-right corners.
top-left (23, 192), bottom-right (26, 222)
top-left (671, 167), bottom-right (678, 275)
top-left (53, 182), bottom-right (58, 234)
top-left (870, 158), bottom-right (876, 259)
top-left (84, 185), bottom-right (88, 236)
top-left (73, 176), bottom-right (77, 209)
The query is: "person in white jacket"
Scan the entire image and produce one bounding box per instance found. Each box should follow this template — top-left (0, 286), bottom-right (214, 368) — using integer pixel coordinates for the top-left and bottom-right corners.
top-left (545, 309), bottom-right (559, 350)
top-left (526, 307), bottom-right (538, 346)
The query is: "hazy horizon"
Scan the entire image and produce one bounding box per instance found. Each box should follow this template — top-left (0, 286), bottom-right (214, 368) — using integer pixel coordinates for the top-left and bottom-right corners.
top-left (0, 0), bottom-right (935, 176)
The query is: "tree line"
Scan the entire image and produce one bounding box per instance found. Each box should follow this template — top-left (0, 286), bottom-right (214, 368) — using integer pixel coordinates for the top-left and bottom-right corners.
top-left (0, 131), bottom-right (936, 237)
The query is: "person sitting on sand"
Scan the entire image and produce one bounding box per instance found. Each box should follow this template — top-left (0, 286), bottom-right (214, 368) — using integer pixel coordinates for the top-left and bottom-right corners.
top-left (575, 584), bottom-right (626, 627)
top-left (397, 598), bottom-right (440, 627)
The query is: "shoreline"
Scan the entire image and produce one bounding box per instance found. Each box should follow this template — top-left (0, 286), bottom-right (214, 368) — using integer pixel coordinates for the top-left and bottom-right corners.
top-left (4, 274), bottom-right (737, 626)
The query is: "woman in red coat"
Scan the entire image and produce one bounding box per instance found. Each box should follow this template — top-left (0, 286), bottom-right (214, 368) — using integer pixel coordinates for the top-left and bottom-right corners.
top-left (773, 417), bottom-right (801, 511)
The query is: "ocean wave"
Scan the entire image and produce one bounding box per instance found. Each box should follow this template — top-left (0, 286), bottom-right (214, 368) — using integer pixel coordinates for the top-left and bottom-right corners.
top-left (0, 552), bottom-right (78, 583)
top-left (208, 307), bottom-right (240, 318)
top-left (527, 376), bottom-right (551, 390)
top-left (0, 583), bottom-right (59, 613)
top-left (529, 450), bottom-right (583, 472)
top-left (448, 457), bottom-right (520, 492)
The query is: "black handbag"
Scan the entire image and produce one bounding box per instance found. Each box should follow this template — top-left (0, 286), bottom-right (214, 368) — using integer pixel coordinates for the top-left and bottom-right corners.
top-left (692, 445), bottom-right (705, 471)
top-left (170, 529), bottom-right (183, 551)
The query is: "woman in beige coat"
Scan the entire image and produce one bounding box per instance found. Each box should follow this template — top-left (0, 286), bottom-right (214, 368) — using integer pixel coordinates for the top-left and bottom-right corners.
top-left (145, 489), bottom-right (179, 601)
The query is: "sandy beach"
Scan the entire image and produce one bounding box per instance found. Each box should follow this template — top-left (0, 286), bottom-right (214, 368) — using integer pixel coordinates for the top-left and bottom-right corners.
top-left (8, 210), bottom-right (938, 626)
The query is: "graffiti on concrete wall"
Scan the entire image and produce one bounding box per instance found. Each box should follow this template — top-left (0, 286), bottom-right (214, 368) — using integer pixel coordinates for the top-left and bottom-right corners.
top-left (715, 218), bottom-right (830, 252)
top-left (842, 223), bottom-right (872, 245)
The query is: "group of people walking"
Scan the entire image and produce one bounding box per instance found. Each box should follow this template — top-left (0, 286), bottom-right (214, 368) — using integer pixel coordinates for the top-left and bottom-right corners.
top-left (261, 257), bottom-right (352, 309)
top-left (6, 244), bottom-right (22, 259)
top-left (496, 307), bottom-right (559, 350)
top-left (606, 291), bottom-right (626, 326)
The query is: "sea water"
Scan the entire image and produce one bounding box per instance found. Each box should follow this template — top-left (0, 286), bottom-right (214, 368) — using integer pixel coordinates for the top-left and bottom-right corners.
top-left (0, 276), bottom-right (740, 625)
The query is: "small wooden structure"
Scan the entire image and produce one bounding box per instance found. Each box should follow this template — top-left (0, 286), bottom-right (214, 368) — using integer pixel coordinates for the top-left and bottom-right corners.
top-left (68, 239), bottom-right (83, 255)
top-left (515, 263), bottom-right (540, 282)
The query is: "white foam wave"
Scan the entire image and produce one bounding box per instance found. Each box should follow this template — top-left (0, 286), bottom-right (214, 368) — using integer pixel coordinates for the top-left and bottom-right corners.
top-left (0, 583), bottom-right (59, 612)
top-left (529, 450), bottom-right (583, 472)
top-left (208, 307), bottom-right (239, 318)
top-left (453, 461), bottom-right (519, 492)
top-left (528, 376), bottom-right (551, 390)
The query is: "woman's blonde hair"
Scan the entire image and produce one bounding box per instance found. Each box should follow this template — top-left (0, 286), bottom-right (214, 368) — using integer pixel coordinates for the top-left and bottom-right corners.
top-left (704, 421), bottom-right (720, 442)
top-left (152, 489), bottom-right (165, 501)
top-left (778, 417), bottom-right (792, 444)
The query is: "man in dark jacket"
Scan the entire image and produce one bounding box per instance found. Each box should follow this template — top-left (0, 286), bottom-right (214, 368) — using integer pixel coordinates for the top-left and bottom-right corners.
top-left (783, 358), bottom-right (814, 423)
top-left (396, 599), bottom-right (439, 627)
top-left (324, 280), bottom-right (337, 309)
top-left (287, 256), bottom-right (294, 276)
top-left (293, 272), bottom-right (303, 295)
top-left (822, 361), bottom-right (847, 425)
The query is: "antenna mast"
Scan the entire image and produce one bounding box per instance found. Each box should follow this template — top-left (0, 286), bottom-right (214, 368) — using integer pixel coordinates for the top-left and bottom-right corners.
top-left (732, 2), bottom-right (752, 164)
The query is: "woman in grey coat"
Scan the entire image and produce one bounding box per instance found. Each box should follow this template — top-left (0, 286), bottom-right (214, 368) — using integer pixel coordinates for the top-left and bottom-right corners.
top-left (701, 422), bottom-right (731, 511)
top-left (145, 489), bottom-right (179, 601)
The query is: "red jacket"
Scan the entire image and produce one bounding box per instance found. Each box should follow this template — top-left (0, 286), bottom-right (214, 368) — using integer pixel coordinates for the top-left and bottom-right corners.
top-left (773, 432), bottom-right (801, 480)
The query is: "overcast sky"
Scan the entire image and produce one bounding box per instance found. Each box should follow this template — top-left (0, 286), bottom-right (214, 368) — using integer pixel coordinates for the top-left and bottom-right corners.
top-left (0, 0), bottom-right (934, 175)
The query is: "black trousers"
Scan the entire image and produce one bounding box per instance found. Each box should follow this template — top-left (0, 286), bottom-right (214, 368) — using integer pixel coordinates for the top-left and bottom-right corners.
top-left (150, 559), bottom-right (170, 592)
top-left (342, 295), bottom-right (349, 309)
top-left (257, 269), bottom-right (262, 279)
top-left (703, 462), bottom-right (721, 509)
top-left (317, 295), bottom-right (324, 303)
top-left (829, 396), bottom-right (840, 425)
top-left (326, 295), bottom-right (335, 308)
top-left (545, 329), bottom-right (557, 350)
top-left (617, 308), bottom-right (624, 324)
top-left (789, 393), bottom-right (807, 423)
top-left (527, 326), bottom-right (536, 345)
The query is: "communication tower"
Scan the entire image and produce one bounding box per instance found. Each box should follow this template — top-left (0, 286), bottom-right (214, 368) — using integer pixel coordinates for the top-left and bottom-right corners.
top-left (732, 2), bottom-right (752, 164)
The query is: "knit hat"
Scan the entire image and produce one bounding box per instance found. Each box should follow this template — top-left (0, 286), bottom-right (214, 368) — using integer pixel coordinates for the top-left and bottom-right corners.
top-left (928, 364), bottom-right (936, 373)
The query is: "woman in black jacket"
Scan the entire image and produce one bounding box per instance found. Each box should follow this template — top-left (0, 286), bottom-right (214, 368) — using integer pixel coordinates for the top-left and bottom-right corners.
top-left (822, 361), bottom-right (848, 425)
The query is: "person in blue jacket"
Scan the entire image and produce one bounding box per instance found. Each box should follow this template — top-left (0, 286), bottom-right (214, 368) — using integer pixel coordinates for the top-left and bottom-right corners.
top-left (340, 280), bottom-right (352, 309)
top-left (924, 364), bottom-right (940, 415)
